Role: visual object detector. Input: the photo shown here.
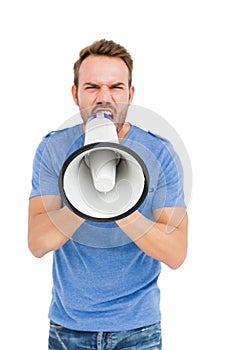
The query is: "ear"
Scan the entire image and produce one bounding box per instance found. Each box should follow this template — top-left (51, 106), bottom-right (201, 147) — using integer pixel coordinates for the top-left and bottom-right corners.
top-left (129, 85), bottom-right (135, 103)
top-left (71, 85), bottom-right (79, 106)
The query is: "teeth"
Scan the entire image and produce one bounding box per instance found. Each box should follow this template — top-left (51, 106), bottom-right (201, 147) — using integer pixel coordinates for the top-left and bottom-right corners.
top-left (96, 110), bottom-right (113, 118)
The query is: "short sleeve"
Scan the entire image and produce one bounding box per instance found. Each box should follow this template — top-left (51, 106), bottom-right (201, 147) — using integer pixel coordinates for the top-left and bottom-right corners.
top-left (152, 141), bottom-right (186, 210)
top-left (29, 134), bottom-right (60, 198)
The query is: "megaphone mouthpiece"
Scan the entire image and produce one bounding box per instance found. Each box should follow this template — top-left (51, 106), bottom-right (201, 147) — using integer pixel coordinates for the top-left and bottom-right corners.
top-left (85, 112), bottom-right (119, 145)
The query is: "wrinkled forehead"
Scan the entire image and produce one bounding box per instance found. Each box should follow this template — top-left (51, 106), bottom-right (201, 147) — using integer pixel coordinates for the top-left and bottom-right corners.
top-left (79, 55), bottom-right (130, 86)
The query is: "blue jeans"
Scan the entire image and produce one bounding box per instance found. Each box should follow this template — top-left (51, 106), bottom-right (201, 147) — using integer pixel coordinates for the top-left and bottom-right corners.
top-left (48, 321), bottom-right (162, 349)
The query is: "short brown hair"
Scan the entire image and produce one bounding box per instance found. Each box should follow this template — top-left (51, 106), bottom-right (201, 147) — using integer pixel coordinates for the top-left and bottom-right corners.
top-left (73, 39), bottom-right (133, 88)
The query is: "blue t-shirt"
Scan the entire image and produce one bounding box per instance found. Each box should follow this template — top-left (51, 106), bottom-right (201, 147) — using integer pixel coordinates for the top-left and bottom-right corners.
top-left (29, 124), bottom-right (186, 332)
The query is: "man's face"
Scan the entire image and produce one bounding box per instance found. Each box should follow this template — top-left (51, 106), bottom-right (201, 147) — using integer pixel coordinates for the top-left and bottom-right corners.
top-left (72, 55), bottom-right (134, 133)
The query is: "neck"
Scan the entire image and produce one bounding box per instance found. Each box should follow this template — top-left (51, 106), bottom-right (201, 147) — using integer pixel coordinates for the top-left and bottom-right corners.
top-left (117, 122), bottom-right (131, 141)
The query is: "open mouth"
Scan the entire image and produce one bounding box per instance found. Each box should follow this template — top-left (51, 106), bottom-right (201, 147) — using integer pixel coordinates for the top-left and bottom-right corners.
top-left (102, 110), bottom-right (112, 116)
top-left (93, 107), bottom-right (115, 118)
top-left (95, 109), bottom-right (113, 117)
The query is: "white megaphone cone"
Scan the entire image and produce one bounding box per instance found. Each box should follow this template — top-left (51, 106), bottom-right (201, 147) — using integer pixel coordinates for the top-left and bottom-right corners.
top-left (58, 112), bottom-right (149, 222)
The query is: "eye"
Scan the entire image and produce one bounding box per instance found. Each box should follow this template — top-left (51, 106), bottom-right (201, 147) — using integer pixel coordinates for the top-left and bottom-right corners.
top-left (84, 84), bottom-right (99, 91)
top-left (111, 84), bottom-right (125, 90)
top-left (85, 87), bottom-right (97, 90)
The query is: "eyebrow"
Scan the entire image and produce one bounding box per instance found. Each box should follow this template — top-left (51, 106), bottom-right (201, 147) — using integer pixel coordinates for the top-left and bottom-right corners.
top-left (110, 82), bottom-right (126, 88)
top-left (83, 82), bottom-right (98, 88)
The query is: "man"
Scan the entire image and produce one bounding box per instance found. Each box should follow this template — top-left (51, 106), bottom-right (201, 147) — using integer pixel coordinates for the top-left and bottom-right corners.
top-left (28, 39), bottom-right (188, 349)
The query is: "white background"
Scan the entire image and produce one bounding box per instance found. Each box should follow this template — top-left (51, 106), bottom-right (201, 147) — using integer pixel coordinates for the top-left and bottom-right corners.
top-left (0, 0), bottom-right (232, 348)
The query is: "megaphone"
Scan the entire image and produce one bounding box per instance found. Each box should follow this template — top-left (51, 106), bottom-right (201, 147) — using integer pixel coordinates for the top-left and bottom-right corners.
top-left (58, 112), bottom-right (149, 222)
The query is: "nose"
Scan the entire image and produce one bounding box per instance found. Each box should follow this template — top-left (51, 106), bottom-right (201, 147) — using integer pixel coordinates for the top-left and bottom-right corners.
top-left (96, 85), bottom-right (112, 104)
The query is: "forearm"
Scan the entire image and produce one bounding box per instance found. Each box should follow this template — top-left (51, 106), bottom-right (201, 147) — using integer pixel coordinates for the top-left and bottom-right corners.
top-left (28, 206), bottom-right (84, 258)
top-left (116, 210), bottom-right (188, 269)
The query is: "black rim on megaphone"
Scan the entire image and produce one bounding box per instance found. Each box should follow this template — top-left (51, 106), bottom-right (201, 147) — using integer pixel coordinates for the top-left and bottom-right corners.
top-left (58, 142), bottom-right (149, 222)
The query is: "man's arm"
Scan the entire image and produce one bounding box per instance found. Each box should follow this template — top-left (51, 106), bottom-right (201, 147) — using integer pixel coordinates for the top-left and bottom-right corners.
top-left (28, 195), bottom-right (84, 258)
top-left (116, 207), bottom-right (188, 269)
